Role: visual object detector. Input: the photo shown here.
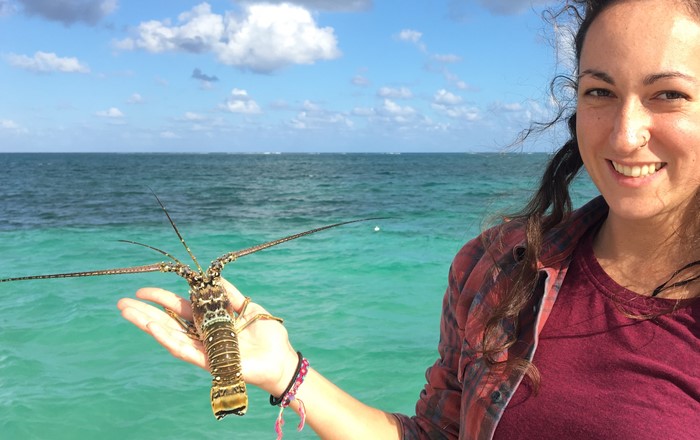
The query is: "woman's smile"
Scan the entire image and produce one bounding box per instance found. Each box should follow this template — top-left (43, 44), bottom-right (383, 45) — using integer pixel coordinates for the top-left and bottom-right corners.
top-left (609, 160), bottom-right (666, 178)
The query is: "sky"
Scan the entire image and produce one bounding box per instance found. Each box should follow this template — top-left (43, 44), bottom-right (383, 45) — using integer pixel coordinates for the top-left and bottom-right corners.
top-left (0, 0), bottom-right (573, 153)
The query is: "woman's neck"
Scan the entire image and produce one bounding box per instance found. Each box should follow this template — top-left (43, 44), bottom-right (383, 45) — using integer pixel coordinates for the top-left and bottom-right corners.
top-left (592, 213), bottom-right (700, 299)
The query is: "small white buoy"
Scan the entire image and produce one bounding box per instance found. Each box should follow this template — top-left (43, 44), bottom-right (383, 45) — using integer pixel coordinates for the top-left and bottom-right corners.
top-left (374, 226), bottom-right (380, 232)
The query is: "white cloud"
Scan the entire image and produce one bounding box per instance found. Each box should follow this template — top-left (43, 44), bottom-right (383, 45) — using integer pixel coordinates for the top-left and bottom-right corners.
top-left (476, 0), bottom-right (552, 15)
top-left (397, 29), bottom-right (469, 91)
top-left (1, 119), bottom-right (27, 133)
top-left (115, 2), bottom-right (341, 73)
top-left (1, 119), bottom-right (19, 129)
top-left (433, 53), bottom-right (461, 63)
top-left (352, 75), bottom-right (370, 87)
top-left (493, 102), bottom-right (524, 112)
top-left (288, 116), bottom-right (307, 130)
top-left (18, 0), bottom-right (117, 25)
top-left (433, 89), bottom-right (463, 105)
top-left (127, 93), bottom-right (143, 104)
top-left (351, 107), bottom-right (375, 117)
top-left (301, 100), bottom-right (322, 112)
top-left (184, 111), bottom-right (205, 121)
top-left (180, 114), bottom-right (227, 133)
top-left (489, 100), bottom-right (550, 126)
top-left (6, 51), bottom-right (90, 73)
top-left (396, 29), bottom-right (422, 43)
top-left (289, 111), bottom-right (353, 130)
top-left (160, 131), bottom-right (180, 139)
top-left (440, 68), bottom-right (474, 91)
top-left (288, 105), bottom-right (353, 130)
top-left (395, 28), bottom-right (428, 53)
top-left (454, 80), bottom-right (470, 90)
top-left (96, 107), bottom-right (124, 118)
top-left (432, 103), bottom-right (480, 121)
top-left (378, 86), bottom-right (413, 99)
top-left (455, 107), bottom-right (480, 121)
top-left (243, 0), bottom-right (372, 12)
top-left (222, 88), bottom-right (261, 114)
top-left (381, 99), bottom-right (416, 117)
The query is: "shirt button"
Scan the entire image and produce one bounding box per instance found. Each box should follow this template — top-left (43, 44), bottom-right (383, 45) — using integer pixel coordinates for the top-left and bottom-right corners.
top-left (491, 391), bottom-right (502, 403)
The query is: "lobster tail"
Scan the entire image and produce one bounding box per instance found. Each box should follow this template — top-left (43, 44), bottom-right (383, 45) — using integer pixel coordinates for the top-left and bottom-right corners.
top-left (211, 382), bottom-right (248, 419)
top-left (201, 315), bottom-right (249, 419)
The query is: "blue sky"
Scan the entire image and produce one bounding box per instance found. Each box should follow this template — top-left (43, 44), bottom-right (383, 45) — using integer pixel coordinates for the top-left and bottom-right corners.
top-left (0, 0), bottom-right (569, 153)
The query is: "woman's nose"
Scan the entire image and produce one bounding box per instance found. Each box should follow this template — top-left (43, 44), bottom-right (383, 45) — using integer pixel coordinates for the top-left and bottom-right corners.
top-left (609, 98), bottom-right (651, 153)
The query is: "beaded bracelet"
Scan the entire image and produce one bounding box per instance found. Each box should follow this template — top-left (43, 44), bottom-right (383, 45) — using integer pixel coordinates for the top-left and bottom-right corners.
top-left (270, 351), bottom-right (309, 440)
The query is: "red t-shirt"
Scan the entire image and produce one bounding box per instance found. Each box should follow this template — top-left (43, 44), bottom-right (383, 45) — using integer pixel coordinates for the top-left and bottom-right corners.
top-left (494, 230), bottom-right (700, 439)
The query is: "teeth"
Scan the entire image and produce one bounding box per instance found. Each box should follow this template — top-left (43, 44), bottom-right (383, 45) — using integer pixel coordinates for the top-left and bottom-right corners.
top-left (612, 161), bottom-right (664, 177)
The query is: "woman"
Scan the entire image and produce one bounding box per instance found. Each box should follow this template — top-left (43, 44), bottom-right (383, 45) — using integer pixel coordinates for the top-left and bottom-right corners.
top-left (117, 0), bottom-right (700, 438)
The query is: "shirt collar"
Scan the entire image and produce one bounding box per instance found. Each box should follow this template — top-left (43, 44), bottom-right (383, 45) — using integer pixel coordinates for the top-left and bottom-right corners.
top-left (511, 196), bottom-right (609, 268)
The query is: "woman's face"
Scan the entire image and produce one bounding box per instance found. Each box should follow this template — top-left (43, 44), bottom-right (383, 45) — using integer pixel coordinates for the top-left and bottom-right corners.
top-left (576, 0), bottom-right (700, 226)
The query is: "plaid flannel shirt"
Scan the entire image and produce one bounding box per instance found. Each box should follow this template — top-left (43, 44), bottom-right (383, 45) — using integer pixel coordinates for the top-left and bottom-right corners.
top-left (395, 196), bottom-right (608, 440)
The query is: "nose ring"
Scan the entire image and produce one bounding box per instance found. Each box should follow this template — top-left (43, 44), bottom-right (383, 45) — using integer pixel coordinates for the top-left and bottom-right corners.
top-left (638, 135), bottom-right (649, 149)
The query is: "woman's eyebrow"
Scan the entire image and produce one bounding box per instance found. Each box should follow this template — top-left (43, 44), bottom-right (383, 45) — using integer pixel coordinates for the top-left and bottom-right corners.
top-left (643, 71), bottom-right (698, 85)
top-left (578, 69), bottom-right (614, 84)
top-left (579, 69), bottom-right (698, 86)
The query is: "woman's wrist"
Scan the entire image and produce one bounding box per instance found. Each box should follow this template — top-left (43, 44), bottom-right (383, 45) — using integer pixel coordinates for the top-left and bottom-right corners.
top-left (268, 350), bottom-right (311, 439)
top-left (270, 351), bottom-right (306, 405)
top-left (268, 348), bottom-right (303, 398)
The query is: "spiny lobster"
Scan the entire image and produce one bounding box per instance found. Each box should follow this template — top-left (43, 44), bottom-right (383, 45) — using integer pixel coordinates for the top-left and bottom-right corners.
top-left (0, 194), bottom-right (381, 419)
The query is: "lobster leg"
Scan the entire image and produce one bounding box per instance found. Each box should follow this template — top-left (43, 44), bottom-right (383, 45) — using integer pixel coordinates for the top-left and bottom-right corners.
top-left (166, 309), bottom-right (200, 340)
top-left (234, 297), bottom-right (283, 333)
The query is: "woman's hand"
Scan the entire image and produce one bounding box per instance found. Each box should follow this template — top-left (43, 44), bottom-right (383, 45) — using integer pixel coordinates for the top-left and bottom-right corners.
top-left (116, 277), bottom-right (300, 397)
top-left (118, 278), bottom-right (403, 439)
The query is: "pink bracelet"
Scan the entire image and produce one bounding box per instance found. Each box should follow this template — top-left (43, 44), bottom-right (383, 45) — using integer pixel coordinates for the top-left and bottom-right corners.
top-left (271, 353), bottom-right (309, 440)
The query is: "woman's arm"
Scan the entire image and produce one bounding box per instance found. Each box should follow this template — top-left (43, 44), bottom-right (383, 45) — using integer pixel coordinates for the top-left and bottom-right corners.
top-left (116, 278), bottom-right (402, 440)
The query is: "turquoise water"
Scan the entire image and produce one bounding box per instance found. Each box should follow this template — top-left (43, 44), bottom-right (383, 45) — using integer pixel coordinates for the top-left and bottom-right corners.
top-left (0, 153), bottom-right (598, 439)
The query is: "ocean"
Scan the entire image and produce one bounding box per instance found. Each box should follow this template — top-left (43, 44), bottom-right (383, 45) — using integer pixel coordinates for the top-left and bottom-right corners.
top-left (0, 153), bottom-right (598, 439)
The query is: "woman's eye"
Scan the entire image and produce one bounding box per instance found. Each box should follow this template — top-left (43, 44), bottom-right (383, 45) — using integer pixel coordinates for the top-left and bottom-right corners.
top-left (656, 91), bottom-right (687, 100)
top-left (584, 88), bottom-right (612, 98)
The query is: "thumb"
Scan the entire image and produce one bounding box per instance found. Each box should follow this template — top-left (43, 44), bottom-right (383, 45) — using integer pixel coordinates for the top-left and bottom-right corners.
top-left (217, 276), bottom-right (247, 313)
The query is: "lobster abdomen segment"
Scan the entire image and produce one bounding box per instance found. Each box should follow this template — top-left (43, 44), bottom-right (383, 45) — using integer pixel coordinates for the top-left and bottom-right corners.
top-left (204, 320), bottom-right (248, 418)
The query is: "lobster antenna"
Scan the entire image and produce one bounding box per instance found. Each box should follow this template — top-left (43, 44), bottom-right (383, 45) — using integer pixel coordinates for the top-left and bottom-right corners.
top-left (218, 217), bottom-right (388, 262)
top-left (150, 191), bottom-right (205, 274)
top-left (0, 264), bottom-right (164, 283)
top-left (118, 239), bottom-right (185, 266)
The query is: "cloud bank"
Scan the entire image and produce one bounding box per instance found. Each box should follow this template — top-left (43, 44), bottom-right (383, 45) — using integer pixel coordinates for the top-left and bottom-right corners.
top-left (236, 0), bottom-right (371, 12)
top-left (115, 2), bottom-right (341, 73)
top-left (18, 0), bottom-right (117, 26)
top-left (222, 88), bottom-right (261, 114)
top-left (192, 68), bottom-right (219, 82)
top-left (7, 51), bottom-right (90, 73)
top-left (477, 0), bottom-right (553, 15)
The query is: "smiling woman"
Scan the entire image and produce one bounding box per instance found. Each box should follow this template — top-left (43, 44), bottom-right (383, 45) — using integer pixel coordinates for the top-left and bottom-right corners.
top-left (576, 0), bottom-right (700, 296)
top-left (116, 1), bottom-right (700, 439)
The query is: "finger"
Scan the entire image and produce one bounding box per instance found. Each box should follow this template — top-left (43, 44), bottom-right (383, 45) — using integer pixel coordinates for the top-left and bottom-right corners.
top-left (118, 298), bottom-right (208, 370)
top-left (118, 298), bottom-right (186, 334)
top-left (135, 287), bottom-right (194, 320)
top-left (118, 300), bottom-right (148, 333)
top-left (147, 321), bottom-right (209, 370)
top-left (218, 277), bottom-right (247, 312)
